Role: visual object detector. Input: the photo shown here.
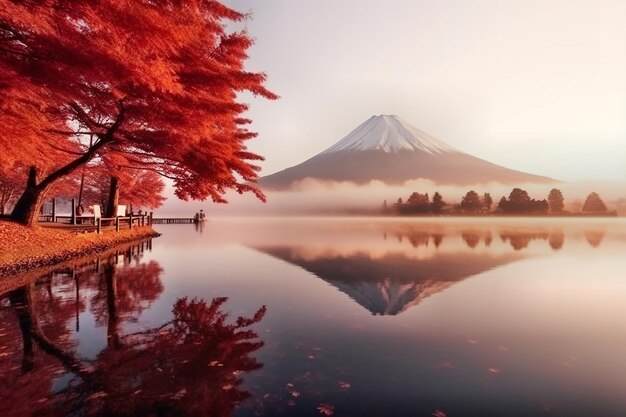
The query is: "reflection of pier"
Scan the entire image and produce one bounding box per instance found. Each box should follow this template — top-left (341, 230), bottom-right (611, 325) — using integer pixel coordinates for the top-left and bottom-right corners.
top-left (46, 240), bottom-right (153, 276)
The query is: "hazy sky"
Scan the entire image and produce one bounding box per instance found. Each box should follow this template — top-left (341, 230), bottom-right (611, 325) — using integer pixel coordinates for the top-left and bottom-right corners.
top-left (225, 0), bottom-right (626, 182)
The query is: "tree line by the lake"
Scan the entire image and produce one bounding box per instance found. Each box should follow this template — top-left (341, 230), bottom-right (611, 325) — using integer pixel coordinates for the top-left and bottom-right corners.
top-left (383, 188), bottom-right (615, 216)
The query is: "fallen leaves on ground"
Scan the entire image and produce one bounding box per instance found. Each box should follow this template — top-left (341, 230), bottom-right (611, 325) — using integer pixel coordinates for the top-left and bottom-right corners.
top-left (0, 220), bottom-right (157, 276)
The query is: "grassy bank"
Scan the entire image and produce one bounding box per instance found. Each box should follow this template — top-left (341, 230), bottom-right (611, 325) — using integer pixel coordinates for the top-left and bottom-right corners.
top-left (0, 220), bottom-right (160, 277)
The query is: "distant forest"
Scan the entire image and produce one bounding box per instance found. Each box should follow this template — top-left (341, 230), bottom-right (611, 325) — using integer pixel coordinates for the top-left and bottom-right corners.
top-left (383, 188), bottom-right (617, 216)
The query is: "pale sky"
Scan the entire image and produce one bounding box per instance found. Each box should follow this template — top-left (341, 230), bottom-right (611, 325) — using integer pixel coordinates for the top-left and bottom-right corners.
top-left (225, 0), bottom-right (626, 182)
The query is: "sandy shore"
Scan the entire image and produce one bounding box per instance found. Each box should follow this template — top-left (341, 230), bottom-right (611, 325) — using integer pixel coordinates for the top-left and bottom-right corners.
top-left (0, 220), bottom-right (160, 277)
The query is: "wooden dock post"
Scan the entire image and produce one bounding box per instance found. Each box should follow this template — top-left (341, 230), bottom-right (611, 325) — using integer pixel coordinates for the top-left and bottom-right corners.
top-left (129, 213), bottom-right (133, 229)
top-left (96, 218), bottom-right (102, 234)
top-left (71, 198), bottom-right (76, 225)
top-left (115, 217), bottom-right (120, 232)
top-left (149, 212), bottom-right (153, 226)
top-left (52, 198), bottom-right (57, 222)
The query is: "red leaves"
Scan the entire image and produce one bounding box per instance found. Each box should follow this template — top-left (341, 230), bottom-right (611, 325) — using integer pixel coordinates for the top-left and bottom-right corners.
top-left (1, 0), bottom-right (276, 213)
top-left (317, 403), bottom-right (335, 416)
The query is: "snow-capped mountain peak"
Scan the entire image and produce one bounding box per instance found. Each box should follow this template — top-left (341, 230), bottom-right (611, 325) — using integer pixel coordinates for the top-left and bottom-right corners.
top-left (320, 114), bottom-right (458, 155)
top-left (259, 114), bottom-right (555, 189)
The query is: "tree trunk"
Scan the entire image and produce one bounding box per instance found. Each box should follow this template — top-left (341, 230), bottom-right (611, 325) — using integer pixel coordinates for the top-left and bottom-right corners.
top-left (106, 176), bottom-right (120, 218)
top-left (7, 105), bottom-right (125, 227)
top-left (9, 167), bottom-right (50, 226)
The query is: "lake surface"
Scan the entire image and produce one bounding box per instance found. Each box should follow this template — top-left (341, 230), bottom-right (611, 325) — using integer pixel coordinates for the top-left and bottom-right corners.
top-left (1, 217), bottom-right (626, 416)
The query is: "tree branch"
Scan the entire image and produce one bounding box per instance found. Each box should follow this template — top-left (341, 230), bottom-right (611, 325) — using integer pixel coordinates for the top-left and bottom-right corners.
top-left (46, 129), bottom-right (100, 136)
top-left (48, 143), bottom-right (86, 156)
top-left (38, 102), bottom-right (126, 190)
top-left (119, 165), bottom-right (178, 180)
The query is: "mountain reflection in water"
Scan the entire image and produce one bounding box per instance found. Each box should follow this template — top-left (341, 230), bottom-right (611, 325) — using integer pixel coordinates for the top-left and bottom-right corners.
top-left (256, 247), bottom-right (524, 315)
top-left (0, 240), bottom-right (266, 417)
top-left (251, 223), bottom-right (599, 316)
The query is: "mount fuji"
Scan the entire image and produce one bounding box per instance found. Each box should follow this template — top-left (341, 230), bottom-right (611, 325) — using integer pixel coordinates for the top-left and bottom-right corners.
top-left (259, 115), bottom-right (555, 189)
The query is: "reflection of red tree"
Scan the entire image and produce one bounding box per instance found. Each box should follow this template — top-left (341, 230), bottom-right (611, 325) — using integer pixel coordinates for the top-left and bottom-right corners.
top-left (77, 298), bottom-right (267, 416)
top-left (33, 272), bottom-right (86, 345)
top-left (0, 242), bottom-right (163, 415)
top-left (0, 283), bottom-right (77, 417)
top-left (0, 243), bottom-right (266, 416)
top-left (89, 259), bottom-right (164, 327)
top-left (0, 259), bottom-right (110, 416)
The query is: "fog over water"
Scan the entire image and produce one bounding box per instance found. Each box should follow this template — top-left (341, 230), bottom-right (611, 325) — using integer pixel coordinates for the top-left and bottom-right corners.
top-left (157, 178), bottom-right (626, 217)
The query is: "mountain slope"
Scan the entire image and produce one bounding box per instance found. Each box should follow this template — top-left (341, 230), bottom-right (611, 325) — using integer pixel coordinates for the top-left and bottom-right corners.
top-left (259, 115), bottom-right (555, 189)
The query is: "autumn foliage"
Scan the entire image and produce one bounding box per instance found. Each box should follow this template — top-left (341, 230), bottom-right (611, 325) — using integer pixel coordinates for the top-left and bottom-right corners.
top-left (0, 0), bottom-right (276, 225)
top-left (65, 163), bottom-right (165, 210)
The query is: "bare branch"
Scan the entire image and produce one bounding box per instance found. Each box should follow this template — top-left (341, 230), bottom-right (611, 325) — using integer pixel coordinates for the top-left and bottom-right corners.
top-left (46, 129), bottom-right (100, 136)
top-left (119, 165), bottom-right (178, 180)
top-left (48, 143), bottom-right (87, 156)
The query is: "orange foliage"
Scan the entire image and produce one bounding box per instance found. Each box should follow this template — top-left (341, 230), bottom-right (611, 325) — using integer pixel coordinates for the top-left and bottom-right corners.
top-left (0, 166), bottom-right (26, 214)
top-left (48, 161), bottom-right (166, 210)
top-left (1, 0), bottom-right (276, 223)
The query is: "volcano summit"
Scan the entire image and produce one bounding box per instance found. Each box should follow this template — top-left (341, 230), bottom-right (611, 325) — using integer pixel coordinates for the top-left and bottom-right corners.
top-left (259, 115), bottom-right (554, 189)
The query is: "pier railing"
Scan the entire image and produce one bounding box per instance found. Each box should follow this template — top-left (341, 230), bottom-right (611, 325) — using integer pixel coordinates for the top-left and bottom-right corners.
top-left (38, 198), bottom-right (152, 234)
top-left (150, 218), bottom-right (196, 224)
top-left (38, 198), bottom-right (202, 233)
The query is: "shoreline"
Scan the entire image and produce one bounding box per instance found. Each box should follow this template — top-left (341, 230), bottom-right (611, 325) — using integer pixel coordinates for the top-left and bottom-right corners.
top-left (0, 236), bottom-right (156, 295)
top-left (0, 220), bottom-right (160, 278)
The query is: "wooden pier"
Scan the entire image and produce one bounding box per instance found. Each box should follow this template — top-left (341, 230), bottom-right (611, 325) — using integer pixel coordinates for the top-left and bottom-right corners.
top-left (38, 198), bottom-right (152, 234)
top-left (151, 218), bottom-right (197, 224)
top-left (152, 211), bottom-right (206, 225)
top-left (38, 198), bottom-right (204, 232)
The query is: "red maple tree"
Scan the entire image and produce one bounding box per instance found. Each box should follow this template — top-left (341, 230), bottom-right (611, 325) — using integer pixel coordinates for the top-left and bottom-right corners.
top-left (48, 160), bottom-right (167, 215)
top-left (0, 1), bottom-right (277, 225)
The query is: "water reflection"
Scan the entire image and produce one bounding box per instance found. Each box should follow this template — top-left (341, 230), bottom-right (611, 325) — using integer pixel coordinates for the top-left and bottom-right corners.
top-left (386, 224), bottom-right (606, 251)
top-left (250, 222), bottom-right (617, 316)
top-left (0, 240), bottom-right (266, 417)
top-left (548, 231), bottom-right (565, 250)
top-left (1, 219), bottom-right (625, 417)
top-left (257, 245), bottom-right (524, 315)
top-left (498, 230), bottom-right (550, 251)
top-left (584, 229), bottom-right (605, 248)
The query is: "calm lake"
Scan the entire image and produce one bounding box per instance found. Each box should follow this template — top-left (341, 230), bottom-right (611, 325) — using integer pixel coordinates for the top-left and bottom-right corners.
top-left (1, 217), bottom-right (626, 416)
